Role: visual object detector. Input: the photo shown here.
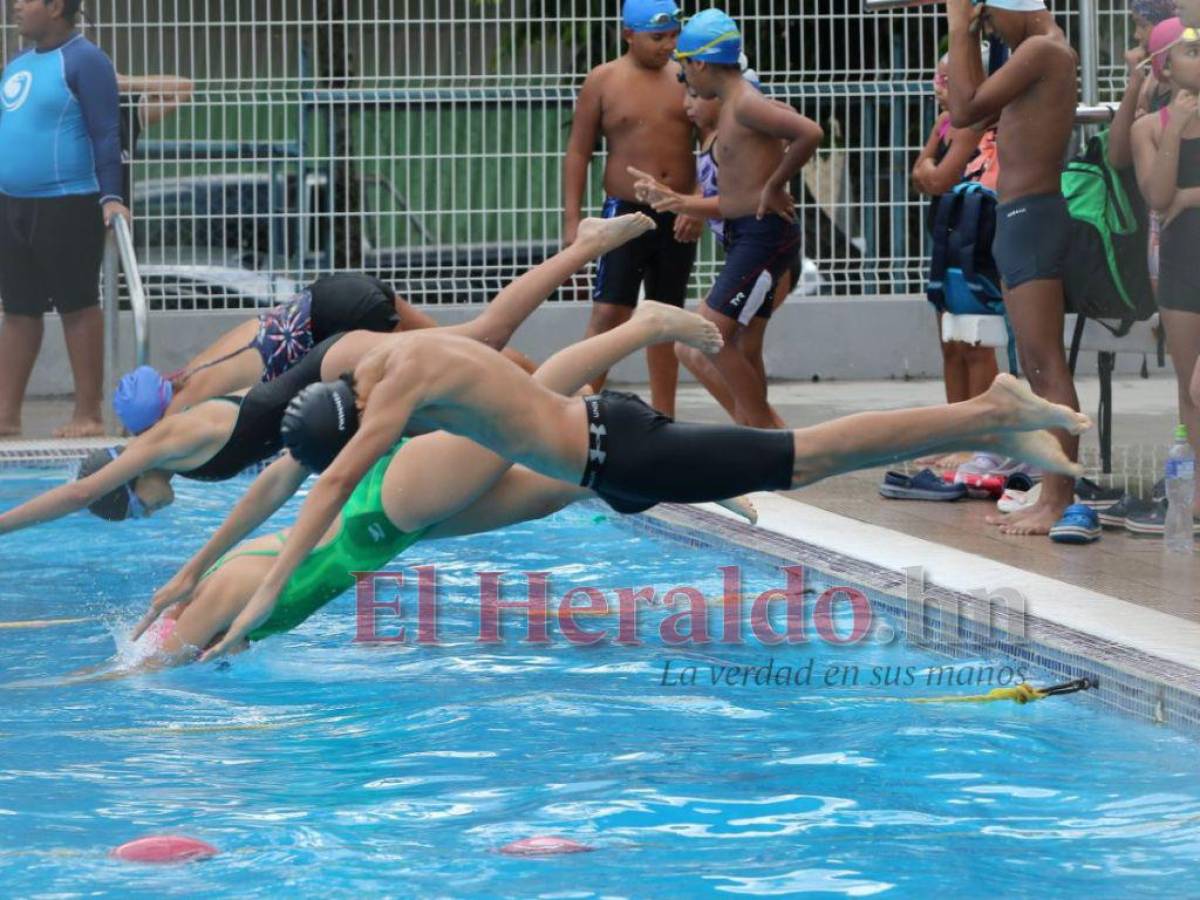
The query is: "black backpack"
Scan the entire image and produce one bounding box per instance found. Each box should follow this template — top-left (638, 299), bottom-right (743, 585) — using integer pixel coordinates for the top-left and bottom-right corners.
top-left (926, 181), bottom-right (1019, 373)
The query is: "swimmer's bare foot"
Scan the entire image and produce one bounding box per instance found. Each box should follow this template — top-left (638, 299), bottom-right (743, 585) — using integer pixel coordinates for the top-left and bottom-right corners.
top-left (982, 373), bottom-right (1092, 435)
top-left (915, 450), bottom-right (972, 470)
top-left (0, 419), bottom-right (20, 437)
top-left (998, 498), bottom-right (1070, 536)
top-left (633, 300), bottom-right (723, 354)
top-left (987, 429), bottom-right (1081, 479)
top-left (716, 495), bottom-right (758, 525)
top-left (53, 417), bottom-right (105, 439)
top-left (576, 213), bottom-right (656, 258)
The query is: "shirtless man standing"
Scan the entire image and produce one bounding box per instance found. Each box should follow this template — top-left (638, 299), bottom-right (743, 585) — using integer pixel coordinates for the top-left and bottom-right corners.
top-left (198, 318), bottom-right (1089, 659)
top-left (563, 0), bottom-right (702, 417)
top-left (945, 0), bottom-right (1081, 536)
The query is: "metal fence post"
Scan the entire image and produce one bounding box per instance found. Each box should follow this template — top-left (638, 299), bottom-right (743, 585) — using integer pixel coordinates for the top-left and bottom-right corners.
top-left (1078, 0), bottom-right (1100, 106)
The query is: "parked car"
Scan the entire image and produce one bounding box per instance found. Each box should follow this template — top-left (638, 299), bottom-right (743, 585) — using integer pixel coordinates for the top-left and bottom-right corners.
top-left (133, 172), bottom-right (571, 305)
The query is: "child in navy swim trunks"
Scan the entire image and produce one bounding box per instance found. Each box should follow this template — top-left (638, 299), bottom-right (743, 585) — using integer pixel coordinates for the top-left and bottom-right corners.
top-left (631, 60), bottom-right (801, 421)
top-left (672, 9), bottom-right (823, 428)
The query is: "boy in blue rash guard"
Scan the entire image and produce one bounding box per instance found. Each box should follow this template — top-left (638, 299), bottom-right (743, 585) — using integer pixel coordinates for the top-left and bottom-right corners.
top-left (673, 9), bottom-right (823, 429)
top-left (0, 0), bottom-right (127, 439)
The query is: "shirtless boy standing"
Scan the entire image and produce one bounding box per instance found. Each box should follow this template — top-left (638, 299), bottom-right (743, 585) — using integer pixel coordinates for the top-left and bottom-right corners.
top-left (672, 9), bottom-right (824, 428)
top-left (945, 0), bottom-right (1081, 537)
top-left (563, 0), bottom-right (702, 416)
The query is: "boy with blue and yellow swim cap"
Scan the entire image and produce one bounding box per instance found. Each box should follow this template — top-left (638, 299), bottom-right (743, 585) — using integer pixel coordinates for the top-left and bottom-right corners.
top-left (672, 8), bottom-right (824, 430)
top-left (563, 0), bottom-right (703, 419)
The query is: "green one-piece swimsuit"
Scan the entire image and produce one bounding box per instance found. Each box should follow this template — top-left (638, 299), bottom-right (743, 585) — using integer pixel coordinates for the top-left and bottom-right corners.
top-left (201, 442), bottom-right (426, 641)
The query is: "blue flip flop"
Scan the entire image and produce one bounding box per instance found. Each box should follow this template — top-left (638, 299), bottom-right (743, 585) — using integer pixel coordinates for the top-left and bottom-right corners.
top-left (879, 469), bottom-right (967, 501)
top-left (1049, 503), bottom-right (1101, 544)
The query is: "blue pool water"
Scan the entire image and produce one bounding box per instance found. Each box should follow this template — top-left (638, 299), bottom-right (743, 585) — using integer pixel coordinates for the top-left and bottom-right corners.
top-left (2, 473), bottom-right (1199, 896)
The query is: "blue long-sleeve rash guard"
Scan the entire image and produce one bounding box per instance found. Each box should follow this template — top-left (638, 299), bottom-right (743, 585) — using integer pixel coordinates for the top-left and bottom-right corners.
top-left (0, 34), bottom-right (123, 203)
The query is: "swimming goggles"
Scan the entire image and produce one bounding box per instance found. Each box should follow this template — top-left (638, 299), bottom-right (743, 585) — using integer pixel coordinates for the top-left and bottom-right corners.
top-left (105, 447), bottom-right (148, 519)
top-left (643, 9), bottom-right (683, 27)
top-left (674, 30), bottom-right (740, 60)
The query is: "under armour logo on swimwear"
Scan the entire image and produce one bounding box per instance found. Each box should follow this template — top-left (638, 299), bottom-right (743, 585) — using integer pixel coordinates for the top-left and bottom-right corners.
top-left (2, 71), bottom-right (32, 112)
top-left (367, 523), bottom-right (386, 543)
top-left (589, 448), bottom-right (607, 465)
top-left (590, 424), bottom-right (607, 440)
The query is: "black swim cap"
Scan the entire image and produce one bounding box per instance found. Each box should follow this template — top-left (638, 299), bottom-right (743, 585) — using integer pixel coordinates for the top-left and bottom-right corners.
top-left (76, 447), bottom-right (134, 521)
top-left (281, 375), bottom-right (360, 472)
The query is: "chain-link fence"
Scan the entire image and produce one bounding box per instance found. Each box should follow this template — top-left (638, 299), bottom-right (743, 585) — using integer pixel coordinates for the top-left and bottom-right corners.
top-left (0, 1), bottom-right (1133, 311)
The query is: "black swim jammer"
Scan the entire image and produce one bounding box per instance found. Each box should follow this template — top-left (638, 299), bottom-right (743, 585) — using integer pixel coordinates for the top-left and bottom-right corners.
top-left (182, 332), bottom-right (343, 481)
top-left (579, 390), bottom-right (795, 514)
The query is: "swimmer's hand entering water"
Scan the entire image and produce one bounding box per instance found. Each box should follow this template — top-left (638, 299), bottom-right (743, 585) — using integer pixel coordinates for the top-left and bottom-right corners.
top-left (131, 568), bottom-right (200, 641)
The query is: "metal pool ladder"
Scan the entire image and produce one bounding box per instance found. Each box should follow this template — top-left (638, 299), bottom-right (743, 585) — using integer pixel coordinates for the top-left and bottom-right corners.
top-left (102, 214), bottom-right (150, 406)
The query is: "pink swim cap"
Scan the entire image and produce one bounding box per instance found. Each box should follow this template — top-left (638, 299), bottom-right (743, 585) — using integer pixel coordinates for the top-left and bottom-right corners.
top-left (148, 617), bottom-right (177, 646)
top-left (1149, 17), bottom-right (1185, 81)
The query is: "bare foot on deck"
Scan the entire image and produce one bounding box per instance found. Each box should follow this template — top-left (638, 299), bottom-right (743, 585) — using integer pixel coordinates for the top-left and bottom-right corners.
top-left (633, 300), bottom-right (724, 355)
top-left (715, 495), bottom-right (758, 525)
top-left (998, 498), bottom-right (1071, 536)
top-left (983, 374), bottom-right (1092, 435)
top-left (54, 417), bottom-right (105, 439)
top-left (914, 450), bottom-right (972, 470)
top-left (576, 213), bottom-right (656, 258)
top-left (0, 419), bottom-right (20, 437)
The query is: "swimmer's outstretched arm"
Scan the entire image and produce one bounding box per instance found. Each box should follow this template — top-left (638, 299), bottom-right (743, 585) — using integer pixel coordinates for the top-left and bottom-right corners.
top-left (130, 454), bottom-right (310, 640)
top-left (202, 378), bottom-right (425, 660)
top-left (0, 420), bottom-right (184, 536)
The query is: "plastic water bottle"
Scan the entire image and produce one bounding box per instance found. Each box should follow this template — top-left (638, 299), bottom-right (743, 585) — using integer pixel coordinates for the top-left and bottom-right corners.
top-left (1165, 424), bottom-right (1196, 555)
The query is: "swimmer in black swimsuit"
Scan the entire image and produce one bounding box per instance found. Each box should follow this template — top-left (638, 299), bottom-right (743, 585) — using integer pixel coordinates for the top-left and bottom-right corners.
top-left (200, 301), bottom-right (1090, 661)
top-left (0, 214), bottom-right (655, 534)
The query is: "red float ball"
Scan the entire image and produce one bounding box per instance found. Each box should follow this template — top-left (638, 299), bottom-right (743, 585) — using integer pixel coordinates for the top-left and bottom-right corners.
top-left (499, 835), bottom-right (594, 856)
top-left (112, 835), bottom-right (218, 864)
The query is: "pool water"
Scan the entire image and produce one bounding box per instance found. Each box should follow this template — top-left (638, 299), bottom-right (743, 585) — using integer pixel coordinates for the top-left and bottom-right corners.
top-left (2, 474), bottom-right (1199, 897)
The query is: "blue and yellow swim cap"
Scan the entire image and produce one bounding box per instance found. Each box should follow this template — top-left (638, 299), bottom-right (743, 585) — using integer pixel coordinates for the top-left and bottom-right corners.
top-left (675, 9), bottom-right (742, 64)
top-left (622, 0), bottom-right (682, 32)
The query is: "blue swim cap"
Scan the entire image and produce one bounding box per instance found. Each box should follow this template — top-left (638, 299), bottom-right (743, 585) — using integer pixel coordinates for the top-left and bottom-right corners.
top-left (622, 0), bottom-right (682, 32)
top-left (114, 365), bottom-right (173, 434)
top-left (675, 9), bottom-right (742, 64)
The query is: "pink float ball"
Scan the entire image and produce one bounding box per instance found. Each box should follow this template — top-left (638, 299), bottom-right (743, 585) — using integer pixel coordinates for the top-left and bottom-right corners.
top-left (112, 835), bottom-right (217, 863)
top-left (499, 835), bottom-right (594, 857)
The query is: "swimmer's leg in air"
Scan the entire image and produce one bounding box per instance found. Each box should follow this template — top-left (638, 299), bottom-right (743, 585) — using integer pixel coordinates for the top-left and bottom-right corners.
top-left (437, 215), bottom-right (660, 352)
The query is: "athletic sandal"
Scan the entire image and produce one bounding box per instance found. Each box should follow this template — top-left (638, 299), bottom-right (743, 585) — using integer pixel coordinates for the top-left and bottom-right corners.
top-left (1124, 499), bottom-right (1200, 536)
top-left (880, 469), bottom-right (968, 502)
top-left (1097, 494), bottom-right (1155, 529)
top-left (997, 481), bottom-right (1042, 514)
top-left (946, 454), bottom-right (1029, 499)
top-left (1073, 477), bottom-right (1123, 509)
top-left (1049, 504), bottom-right (1101, 544)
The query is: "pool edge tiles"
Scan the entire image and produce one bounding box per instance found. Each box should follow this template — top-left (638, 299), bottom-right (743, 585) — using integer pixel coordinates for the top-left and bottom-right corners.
top-left (0, 437), bottom-right (121, 471)
top-left (626, 494), bottom-right (1200, 736)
